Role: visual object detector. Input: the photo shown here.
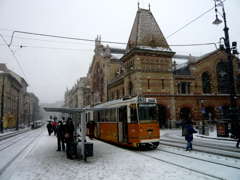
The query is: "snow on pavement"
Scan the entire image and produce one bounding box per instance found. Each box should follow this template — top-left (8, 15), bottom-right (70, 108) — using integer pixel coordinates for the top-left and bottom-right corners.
top-left (0, 127), bottom-right (239, 180)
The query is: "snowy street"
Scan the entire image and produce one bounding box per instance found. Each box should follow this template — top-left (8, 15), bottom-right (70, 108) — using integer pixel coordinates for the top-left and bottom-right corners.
top-left (0, 127), bottom-right (240, 180)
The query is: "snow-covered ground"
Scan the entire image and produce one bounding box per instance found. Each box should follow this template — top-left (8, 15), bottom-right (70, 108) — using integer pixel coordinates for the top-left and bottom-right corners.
top-left (0, 127), bottom-right (239, 180)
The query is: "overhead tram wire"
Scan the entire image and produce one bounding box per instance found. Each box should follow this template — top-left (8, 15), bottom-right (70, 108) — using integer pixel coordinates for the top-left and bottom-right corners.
top-left (6, 31), bottom-right (219, 50)
top-left (0, 31), bottom-right (218, 49)
top-left (8, 31), bottom-right (127, 47)
top-left (166, 4), bottom-right (219, 40)
top-left (1, 33), bottom-right (94, 46)
top-left (3, 44), bottom-right (94, 51)
top-left (4, 3), bottom-right (222, 49)
top-left (0, 34), bottom-right (35, 94)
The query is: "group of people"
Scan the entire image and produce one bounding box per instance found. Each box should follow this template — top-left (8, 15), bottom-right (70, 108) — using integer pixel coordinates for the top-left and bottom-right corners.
top-left (46, 117), bottom-right (75, 159)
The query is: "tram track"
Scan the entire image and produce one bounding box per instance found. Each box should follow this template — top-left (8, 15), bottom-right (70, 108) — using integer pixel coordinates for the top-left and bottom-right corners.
top-left (134, 150), bottom-right (225, 180)
top-left (160, 131), bottom-right (240, 159)
top-left (133, 143), bottom-right (240, 180)
top-left (0, 128), bottom-right (31, 141)
top-left (0, 130), bottom-right (37, 151)
top-left (0, 127), bottom-right (46, 175)
top-left (160, 140), bottom-right (240, 160)
top-left (156, 146), bottom-right (240, 170)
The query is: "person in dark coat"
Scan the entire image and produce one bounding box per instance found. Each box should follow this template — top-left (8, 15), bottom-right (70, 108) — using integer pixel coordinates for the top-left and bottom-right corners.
top-left (47, 122), bottom-right (53, 136)
top-left (56, 121), bottom-right (65, 151)
top-left (236, 122), bottom-right (240, 148)
top-left (65, 117), bottom-right (75, 159)
top-left (87, 121), bottom-right (96, 139)
top-left (185, 121), bottom-right (198, 151)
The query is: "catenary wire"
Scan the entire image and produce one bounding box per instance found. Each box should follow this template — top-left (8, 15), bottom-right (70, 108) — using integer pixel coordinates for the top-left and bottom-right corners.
top-left (0, 34), bottom-right (35, 94)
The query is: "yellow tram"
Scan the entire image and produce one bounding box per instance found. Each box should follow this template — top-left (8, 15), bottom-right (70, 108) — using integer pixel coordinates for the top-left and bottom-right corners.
top-left (86, 96), bottom-right (160, 148)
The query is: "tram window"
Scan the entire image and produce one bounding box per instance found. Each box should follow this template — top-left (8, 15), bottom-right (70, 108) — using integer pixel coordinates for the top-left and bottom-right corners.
top-left (110, 109), bottom-right (116, 122)
top-left (100, 110), bottom-right (105, 122)
top-left (138, 104), bottom-right (158, 123)
top-left (119, 106), bottom-right (127, 122)
top-left (130, 104), bottom-right (138, 123)
top-left (105, 109), bottom-right (110, 122)
top-left (93, 111), bottom-right (97, 121)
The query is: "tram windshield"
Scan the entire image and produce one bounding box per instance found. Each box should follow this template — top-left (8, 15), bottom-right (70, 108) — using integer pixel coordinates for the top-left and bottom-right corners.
top-left (138, 103), bottom-right (158, 123)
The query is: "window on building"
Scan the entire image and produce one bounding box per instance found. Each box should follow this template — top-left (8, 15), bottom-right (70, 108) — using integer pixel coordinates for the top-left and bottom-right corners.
top-left (148, 78), bottom-right (150, 90)
top-left (97, 65), bottom-right (101, 91)
top-left (116, 90), bottom-right (119, 99)
top-left (178, 82), bottom-right (191, 94)
top-left (129, 81), bottom-right (133, 95)
top-left (237, 74), bottom-right (240, 94)
top-left (217, 62), bottom-right (229, 94)
top-left (161, 79), bottom-right (164, 90)
top-left (202, 72), bottom-right (211, 94)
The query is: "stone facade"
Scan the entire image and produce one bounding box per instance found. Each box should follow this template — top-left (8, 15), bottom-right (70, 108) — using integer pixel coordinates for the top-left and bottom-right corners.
top-left (0, 63), bottom-right (40, 129)
top-left (65, 6), bottom-right (240, 128)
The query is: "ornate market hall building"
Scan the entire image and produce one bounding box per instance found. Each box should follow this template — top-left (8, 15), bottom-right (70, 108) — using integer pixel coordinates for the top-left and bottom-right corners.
top-left (64, 5), bottom-right (240, 128)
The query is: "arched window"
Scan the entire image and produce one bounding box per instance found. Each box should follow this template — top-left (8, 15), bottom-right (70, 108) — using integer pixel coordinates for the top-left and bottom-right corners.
top-left (97, 65), bottom-right (101, 91)
top-left (129, 81), bottom-right (133, 95)
top-left (237, 74), bottom-right (240, 94)
top-left (202, 72), bottom-right (211, 94)
top-left (116, 90), bottom-right (119, 99)
top-left (93, 63), bottom-right (101, 92)
top-left (217, 62), bottom-right (229, 94)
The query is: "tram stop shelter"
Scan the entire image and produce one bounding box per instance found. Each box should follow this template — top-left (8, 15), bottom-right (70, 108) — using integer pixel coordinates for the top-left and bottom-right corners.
top-left (43, 107), bottom-right (93, 161)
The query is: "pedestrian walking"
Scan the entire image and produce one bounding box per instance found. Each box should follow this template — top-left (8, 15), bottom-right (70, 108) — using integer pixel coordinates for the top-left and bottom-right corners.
top-left (56, 121), bottom-right (65, 151)
top-left (236, 122), bottom-right (240, 148)
top-left (52, 121), bottom-right (58, 136)
top-left (184, 121), bottom-right (198, 151)
top-left (47, 122), bottom-right (53, 136)
top-left (65, 117), bottom-right (75, 159)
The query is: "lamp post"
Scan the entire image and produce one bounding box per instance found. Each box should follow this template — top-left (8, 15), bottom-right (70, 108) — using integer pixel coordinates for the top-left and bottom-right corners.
top-left (0, 75), bottom-right (5, 133)
top-left (27, 100), bottom-right (31, 127)
top-left (16, 95), bottom-right (19, 131)
top-left (200, 98), bottom-right (205, 135)
top-left (213, 0), bottom-right (239, 138)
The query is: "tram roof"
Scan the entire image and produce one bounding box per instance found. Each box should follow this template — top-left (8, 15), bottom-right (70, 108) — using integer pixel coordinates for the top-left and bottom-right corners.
top-left (44, 96), bottom-right (156, 113)
top-left (43, 106), bottom-right (120, 113)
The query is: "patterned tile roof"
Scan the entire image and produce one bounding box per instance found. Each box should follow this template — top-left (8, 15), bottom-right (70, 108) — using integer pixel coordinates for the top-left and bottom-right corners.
top-left (126, 8), bottom-right (171, 53)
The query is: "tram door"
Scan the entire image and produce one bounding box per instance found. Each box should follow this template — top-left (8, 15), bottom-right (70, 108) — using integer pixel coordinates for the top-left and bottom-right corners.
top-left (96, 111), bottom-right (101, 137)
top-left (118, 106), bottom-right (128, 143)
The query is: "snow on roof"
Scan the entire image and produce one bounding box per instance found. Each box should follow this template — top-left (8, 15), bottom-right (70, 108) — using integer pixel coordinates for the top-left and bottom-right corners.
top-left (137, 45), bottom-right (172, 52)
top-left (111, 53), bottom-right (124, 59)
top-left (175, 61), bottom-right (188, 70)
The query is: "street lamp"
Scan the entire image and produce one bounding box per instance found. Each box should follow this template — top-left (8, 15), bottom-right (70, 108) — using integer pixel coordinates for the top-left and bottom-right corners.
top-left (200, 98), bottom-right (205, 135)
top-left (16, 95), bottom-right (19, 131)
top-left (213, 0), bottom-right (239, 138)
top-left (0, 75), bottom-right (5, 133)
top-left (26, 100), bottom-right (31, 127)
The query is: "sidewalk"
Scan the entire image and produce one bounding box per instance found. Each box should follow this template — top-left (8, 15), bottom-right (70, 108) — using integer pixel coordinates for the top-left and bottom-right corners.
top-left (194, 126), bottom-right (237, 141)
top-left (1, 127), bottom-right (227, 180)
top-left (162, 126), bottom-right (237, 141)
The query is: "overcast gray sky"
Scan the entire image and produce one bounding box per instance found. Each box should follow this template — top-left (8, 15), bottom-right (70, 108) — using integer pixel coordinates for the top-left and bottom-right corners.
top-left (0, 0), bottom-right (239, 104)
